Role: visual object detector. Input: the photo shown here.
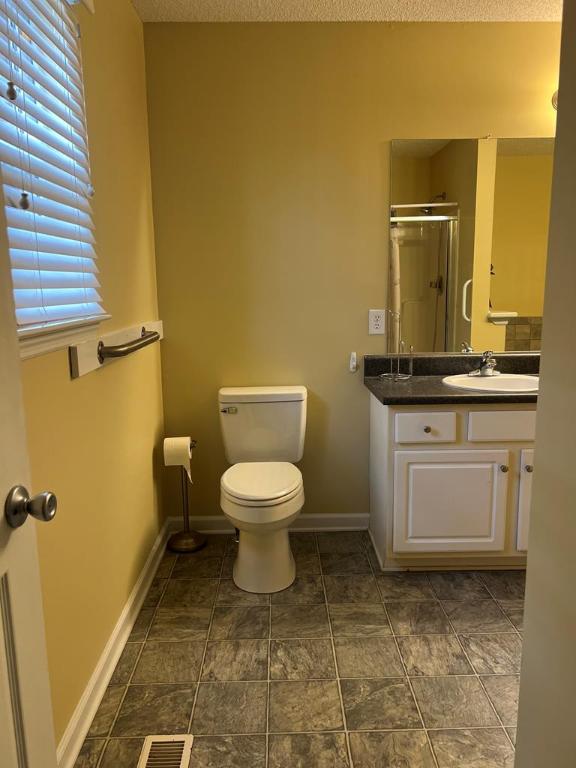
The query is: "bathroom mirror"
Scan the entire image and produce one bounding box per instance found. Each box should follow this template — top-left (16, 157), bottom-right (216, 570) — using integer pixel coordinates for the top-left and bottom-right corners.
top-left (389, 137), bottom-right (554, 353)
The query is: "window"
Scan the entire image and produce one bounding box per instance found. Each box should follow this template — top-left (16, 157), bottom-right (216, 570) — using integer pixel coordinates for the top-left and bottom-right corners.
top-left (0, 0), bottom-right (106, 343)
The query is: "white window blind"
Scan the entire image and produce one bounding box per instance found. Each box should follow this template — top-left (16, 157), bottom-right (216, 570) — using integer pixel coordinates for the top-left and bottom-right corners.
top-left (0, 0), bottom-right (106, 336)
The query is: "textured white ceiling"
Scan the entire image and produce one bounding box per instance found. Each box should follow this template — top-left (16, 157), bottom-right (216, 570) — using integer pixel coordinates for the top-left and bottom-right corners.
top-left (132, 0), bottom-right (563, 23)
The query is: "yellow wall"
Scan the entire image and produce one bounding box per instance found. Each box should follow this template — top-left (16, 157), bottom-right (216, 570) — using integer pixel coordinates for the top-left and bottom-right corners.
top-left (144, 22), bottom-right (560, 519)
top-left (470, 138), bottom-right (506, 350)
top-left (390, 155), bottom-right (432, 204)
top-left (20, 0), bottom-right (164, 741)
top-left (431, 139), bottom-right (479, 349)
top-left (491, 153), bottom-right (554, 316)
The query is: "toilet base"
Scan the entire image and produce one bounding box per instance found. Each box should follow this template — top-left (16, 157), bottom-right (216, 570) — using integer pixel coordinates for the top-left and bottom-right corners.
top-left (232, 527), bottom-right (295, 593)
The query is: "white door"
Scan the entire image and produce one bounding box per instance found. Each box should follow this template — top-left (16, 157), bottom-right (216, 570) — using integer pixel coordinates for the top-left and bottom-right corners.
top-left (393, 449), bottom-right (510, 552)
top-left (0, 214), bottom-right (57, 764)
top-left (517, 449), bottom-right (534, 552)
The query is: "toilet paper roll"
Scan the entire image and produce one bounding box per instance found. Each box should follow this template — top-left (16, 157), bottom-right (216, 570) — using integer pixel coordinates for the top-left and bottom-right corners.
top-left (163, 437), bottom-right (194, 482)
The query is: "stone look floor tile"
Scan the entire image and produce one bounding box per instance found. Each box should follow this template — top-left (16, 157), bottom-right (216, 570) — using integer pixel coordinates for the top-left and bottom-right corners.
top-left (429, 728), bottom-right (515, 767)
top-left (148, 607), bottom-right (211, 641)
top-left (210, 606), bottom-right (270, 639)
top-left (172, 556), bottom-right (223, 578)
top-left (411, 676), bottom-right (499, 728)
top-left (320, 552), bottom-right (372, 574)
top-left (317, 531), bottom-right (366, 553)
top-left (498, 600), bottom-right (525, 631)
top-left (341, 678), bottom-right (421, 730)
top-left (269, 680), bottom-right (344, 732)
top-left (191, 735), bottom-right (267, 767)
top-left (98, 739), bottom-right (144, 768)
top-left (459, 633), bottom-right (522, 674)
top-left (398, 635), bottom-right (472, 676)
top-left (217, 580), bottom-right (270, 606)
top-left (269, 733), bottom-right (350, 768)
top-left (155, 555), bottom-right (177, 579)
top-left (376, 573), bottom-right (435, 601)
top-left (289, 533), bottom-right (317, 553)
top-left (132, 641), bottom-right (204, 683)
top-left (442, 600), bottom-right (514, 632)
top-left (349, 730), bottom-right (435, 768)
top-left (112, 684), bottom-right (195, 736)
top-left (87, 686), bottom-right (125, 737)
top-left (271, 605), bottom-right (331, 638)
top-left (481, 675), bottom-right (520, 725)
top-left (428, 572), bottom-right (491, 600)
top-left (201, 640), bottom-right (269, 681)
top-left (128, 608), bottom-right (155, 642)
top-left (143, 578), bottom-right (167, 607)
top-left (479, 571), bottom-right (526, 600)
top-left (294, 552), bottom-right (321, 575)
top-left (271, 575), bottom-right (325, 605)
top-left (270, 639), bottom-right (336, 680)
top-left (222, 556), bottom-right (235, 578)
top-left (329, 603), bottom-right (392, 637)
top-left (193, 535), bottom-right (229, 558)
top-left (192, 682), bottom-right (268, 734)
top-left (334, 637), bottom-right (404, 678)
top-left (386, 602), bottom-right (452, 635)
top-left (74, 739), bottom-right (105, 768)
top-left (161, 579), bottom-right (218, 607)
top-left (324, 574), bottom-right (380, 603)
top-left (109, 643), bottom-right (141, 685)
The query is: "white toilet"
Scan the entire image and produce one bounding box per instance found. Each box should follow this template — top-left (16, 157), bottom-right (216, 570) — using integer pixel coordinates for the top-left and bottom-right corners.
top-left (218, 385), bottom-right (307, 593)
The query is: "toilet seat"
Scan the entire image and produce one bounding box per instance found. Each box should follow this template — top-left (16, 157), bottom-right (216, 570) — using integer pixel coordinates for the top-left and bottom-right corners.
top-left (221, 462), bottom-right (302, 505)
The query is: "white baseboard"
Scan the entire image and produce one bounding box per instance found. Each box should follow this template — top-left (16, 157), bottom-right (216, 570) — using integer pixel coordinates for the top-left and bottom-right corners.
top-left (167, 513), bottom-right (369, 534)
top-left (57, 519), bottom-right (171, 768)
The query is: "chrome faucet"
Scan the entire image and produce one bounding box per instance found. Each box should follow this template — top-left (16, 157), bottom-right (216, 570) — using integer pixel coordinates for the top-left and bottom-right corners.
top-left (461, 341), bottom-right (474, 354)
top-left (473, 350), bottom-right (500, 377)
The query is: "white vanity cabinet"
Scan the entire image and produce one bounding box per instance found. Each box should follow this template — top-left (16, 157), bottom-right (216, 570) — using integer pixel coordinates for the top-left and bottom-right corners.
top-left (369, 396), bottom-right (535, 569)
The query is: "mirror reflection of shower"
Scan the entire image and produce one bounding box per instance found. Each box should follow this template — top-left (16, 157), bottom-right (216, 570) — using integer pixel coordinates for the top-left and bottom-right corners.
top-left (389, 201), bottom-right (459, 353)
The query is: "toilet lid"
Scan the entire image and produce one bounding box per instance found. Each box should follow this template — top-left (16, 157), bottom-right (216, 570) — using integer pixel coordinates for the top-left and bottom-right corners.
top-left (221, 462), bottom-right (302, 502)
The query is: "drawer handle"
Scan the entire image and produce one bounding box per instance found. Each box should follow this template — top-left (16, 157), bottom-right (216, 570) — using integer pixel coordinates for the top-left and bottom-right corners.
top-left (525, 465), bottom-right (534, 473)
top-left (500, 465), bottom-right (509, 473)
top-left (423, 426), bottom-right (432, 434)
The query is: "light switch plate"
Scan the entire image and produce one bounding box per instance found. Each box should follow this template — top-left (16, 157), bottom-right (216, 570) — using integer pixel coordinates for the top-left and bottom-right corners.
top-left (369, 309), bottom-right (386, 335)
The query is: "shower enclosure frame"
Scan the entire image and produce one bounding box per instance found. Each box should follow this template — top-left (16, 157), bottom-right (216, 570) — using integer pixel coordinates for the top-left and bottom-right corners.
top-left (388, 202), bottom-right (460, 354)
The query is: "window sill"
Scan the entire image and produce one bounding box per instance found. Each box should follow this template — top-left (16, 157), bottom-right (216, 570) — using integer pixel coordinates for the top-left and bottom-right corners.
top-left (19, 316), bottom-right (111, 361)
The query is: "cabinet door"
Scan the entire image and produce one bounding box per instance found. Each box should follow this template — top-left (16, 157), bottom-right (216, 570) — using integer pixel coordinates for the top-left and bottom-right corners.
top-left (517, 449), bottom-right (534, 552)
top-left (393, 450), bottom-right (510, 552)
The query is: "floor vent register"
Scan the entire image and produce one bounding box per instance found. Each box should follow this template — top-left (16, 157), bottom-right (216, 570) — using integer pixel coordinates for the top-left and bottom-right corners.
top-left (137, 735), bottom-right (194, 768)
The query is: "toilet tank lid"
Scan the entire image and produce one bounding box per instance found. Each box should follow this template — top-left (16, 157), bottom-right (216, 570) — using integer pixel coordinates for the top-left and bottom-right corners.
top-left (219, 386), bottom-right (307, 403)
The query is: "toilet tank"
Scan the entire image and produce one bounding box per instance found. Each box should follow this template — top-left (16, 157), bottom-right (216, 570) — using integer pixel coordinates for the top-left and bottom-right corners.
top-left (219, 386), bottom-right (307, 464)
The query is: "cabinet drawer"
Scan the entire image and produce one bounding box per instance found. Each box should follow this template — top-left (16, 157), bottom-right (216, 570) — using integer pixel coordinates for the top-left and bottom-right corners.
top-left (468, 411), bottom-right (536, 442)
top-left (395, 412), bottom-right (457, 444)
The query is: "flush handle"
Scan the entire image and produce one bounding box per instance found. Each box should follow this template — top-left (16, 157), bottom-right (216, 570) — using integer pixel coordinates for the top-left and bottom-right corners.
top-left (4, 486), bottom-right (57, 529)
top-left (220, 407), bottom-right (238, 414)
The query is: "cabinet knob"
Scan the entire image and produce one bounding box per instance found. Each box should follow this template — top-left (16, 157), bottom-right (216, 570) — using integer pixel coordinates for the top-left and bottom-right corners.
top-left (525, 465), bottom-right (534, 473)
top-left (423, 426), bottom-right (432, 434)
top-left (500, 465), bottom-right (509, 473)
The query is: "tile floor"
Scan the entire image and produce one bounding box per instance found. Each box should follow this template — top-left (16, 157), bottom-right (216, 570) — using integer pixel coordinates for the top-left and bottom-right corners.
top-left (75, 532), bottom-right (524, 768)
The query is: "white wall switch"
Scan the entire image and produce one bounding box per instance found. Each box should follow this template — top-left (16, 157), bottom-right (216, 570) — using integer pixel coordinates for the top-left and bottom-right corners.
top-left (368, 309), bottom-right (386, 335)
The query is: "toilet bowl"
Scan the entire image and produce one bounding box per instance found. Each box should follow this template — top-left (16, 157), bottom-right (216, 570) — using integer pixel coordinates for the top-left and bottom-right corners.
top-left (220, 462), bottom-right (304, 593)
top-left (218, 385), bottom-right (307, 594)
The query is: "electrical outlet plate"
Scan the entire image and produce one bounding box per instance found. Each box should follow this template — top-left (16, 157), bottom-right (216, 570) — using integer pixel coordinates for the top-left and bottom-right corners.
top-left (368, 309), bottom-right (386, 335)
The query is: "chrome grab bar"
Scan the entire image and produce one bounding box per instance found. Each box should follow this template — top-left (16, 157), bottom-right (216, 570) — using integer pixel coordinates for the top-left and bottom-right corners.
top-left (97, 326), bottom-right (159, 364)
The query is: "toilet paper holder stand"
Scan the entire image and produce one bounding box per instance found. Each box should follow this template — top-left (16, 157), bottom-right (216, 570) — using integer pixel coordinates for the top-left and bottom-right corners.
top-left (168, 442), bottom-right (207, 554)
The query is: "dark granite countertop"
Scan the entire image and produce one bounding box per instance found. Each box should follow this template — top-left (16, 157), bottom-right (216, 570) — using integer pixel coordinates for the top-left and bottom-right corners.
top-left (364, 354), bottom-right (539, 405)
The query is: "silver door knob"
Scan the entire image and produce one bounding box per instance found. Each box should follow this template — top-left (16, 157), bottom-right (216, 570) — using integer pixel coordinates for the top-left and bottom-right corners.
top-left (4, 486), bottom-right (57, 529)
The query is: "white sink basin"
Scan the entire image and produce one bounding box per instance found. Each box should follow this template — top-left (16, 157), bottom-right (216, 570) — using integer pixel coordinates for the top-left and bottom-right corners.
top-left (442, 373), bottom-right (539, 393)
